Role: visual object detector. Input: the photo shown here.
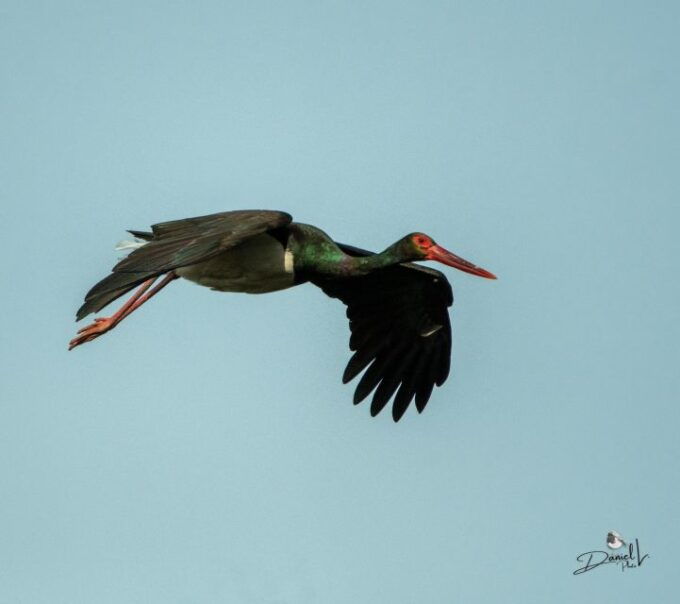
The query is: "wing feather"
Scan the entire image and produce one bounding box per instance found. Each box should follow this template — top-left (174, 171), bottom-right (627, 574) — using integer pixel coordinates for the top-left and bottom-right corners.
top-left (113, 210), bottom-right (292, 273)
top-left (313, 243), bottom-right (453, 421)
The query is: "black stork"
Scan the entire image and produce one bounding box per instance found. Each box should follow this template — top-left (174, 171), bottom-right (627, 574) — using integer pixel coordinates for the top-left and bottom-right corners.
top-left (69, 210), bottom-right (496, 421)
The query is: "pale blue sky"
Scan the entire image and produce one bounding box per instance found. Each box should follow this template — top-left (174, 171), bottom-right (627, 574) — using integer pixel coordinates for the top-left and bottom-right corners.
top-left (1, 1), bottom-right (679, 602)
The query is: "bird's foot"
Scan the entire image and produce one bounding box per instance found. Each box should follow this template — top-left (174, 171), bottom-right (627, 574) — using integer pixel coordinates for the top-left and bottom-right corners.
top-left (68, 317), bottom-right (115, 350)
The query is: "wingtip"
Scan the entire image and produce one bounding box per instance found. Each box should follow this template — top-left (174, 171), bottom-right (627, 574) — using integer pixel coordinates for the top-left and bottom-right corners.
top-left (392, 406), bottom-right (408, 422)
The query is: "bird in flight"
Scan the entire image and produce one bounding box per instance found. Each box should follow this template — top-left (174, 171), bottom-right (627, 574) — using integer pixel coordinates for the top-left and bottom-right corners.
top-left (70, 210), bottom-right (496, 421)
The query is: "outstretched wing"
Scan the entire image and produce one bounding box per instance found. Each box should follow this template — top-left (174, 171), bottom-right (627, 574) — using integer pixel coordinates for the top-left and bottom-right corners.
top-left (114, 210), bottom-right (292, 273)
top-left (312, 243), bottom-right (453, 422)
top-left (75, 210), bottom-right (292, 320)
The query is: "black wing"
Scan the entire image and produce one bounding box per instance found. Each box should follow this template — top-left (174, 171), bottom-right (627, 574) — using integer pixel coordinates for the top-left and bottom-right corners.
top-left (312, 243), bottom-right (453, 422)
top-left (114, 210), bottom-right (292, 272)
top-left (75, 210), bottom-right (292, 320)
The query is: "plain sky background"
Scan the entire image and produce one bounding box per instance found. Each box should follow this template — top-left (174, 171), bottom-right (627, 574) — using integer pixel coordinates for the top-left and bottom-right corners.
top-left (2, 1), bottom-right (679, 602)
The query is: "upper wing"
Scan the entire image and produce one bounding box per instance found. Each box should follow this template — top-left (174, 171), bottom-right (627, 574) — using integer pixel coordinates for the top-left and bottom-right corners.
top-left (312, 243), bottom-right (453, 422)
top-left (113, 210), bottom-right (292, 273)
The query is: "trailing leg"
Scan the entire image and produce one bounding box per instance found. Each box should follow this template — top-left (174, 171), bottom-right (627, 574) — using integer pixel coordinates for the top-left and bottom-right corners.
top-left (68, 272), bottom-right (178, 350)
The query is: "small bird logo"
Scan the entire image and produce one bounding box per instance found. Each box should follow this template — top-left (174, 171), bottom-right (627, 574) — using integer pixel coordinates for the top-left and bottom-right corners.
top-left (607, 531), bottom-right (626, 549)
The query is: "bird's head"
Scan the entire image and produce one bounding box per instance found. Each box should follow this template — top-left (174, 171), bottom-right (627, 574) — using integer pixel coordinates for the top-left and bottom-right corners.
top-left (399, 232), bottom-right (497, 279)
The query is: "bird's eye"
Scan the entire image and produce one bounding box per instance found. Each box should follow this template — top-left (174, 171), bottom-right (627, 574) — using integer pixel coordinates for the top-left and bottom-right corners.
top-left (411, 234), bottom-right (433, 250)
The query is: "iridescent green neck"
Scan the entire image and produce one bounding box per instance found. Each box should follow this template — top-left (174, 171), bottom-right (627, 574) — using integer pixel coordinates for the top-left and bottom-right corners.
top-left (306, 247), bottom-right (401, 277)
top-left (289, 224), bottom-right (405, 277)
top-left (347, 247), bottom-right (402, 274)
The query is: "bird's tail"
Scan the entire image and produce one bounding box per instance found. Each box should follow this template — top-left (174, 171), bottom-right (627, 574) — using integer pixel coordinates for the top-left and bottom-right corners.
top-left (75, 230), bottom-right (157, 321)
top-left (115, 230), bottom-right (153, 252)
top-left (114, 239), bottom-right (147, 252)
top-left (76, 270), bottom-right (159, 321)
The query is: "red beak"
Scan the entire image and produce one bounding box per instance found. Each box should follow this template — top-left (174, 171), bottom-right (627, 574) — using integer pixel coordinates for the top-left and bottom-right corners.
top-left (426, 245), bottom-right (497, 279)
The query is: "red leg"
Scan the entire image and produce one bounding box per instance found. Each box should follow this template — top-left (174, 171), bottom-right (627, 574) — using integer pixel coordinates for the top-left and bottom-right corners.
top-left (69, 272), bottom-right (179, 350)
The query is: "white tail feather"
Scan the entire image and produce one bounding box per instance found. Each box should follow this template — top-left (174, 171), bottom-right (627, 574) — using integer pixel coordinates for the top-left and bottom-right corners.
top-left (115, 238), bottom-right (147, 251)
top-left (115, 238), bottom-right (148, 258)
